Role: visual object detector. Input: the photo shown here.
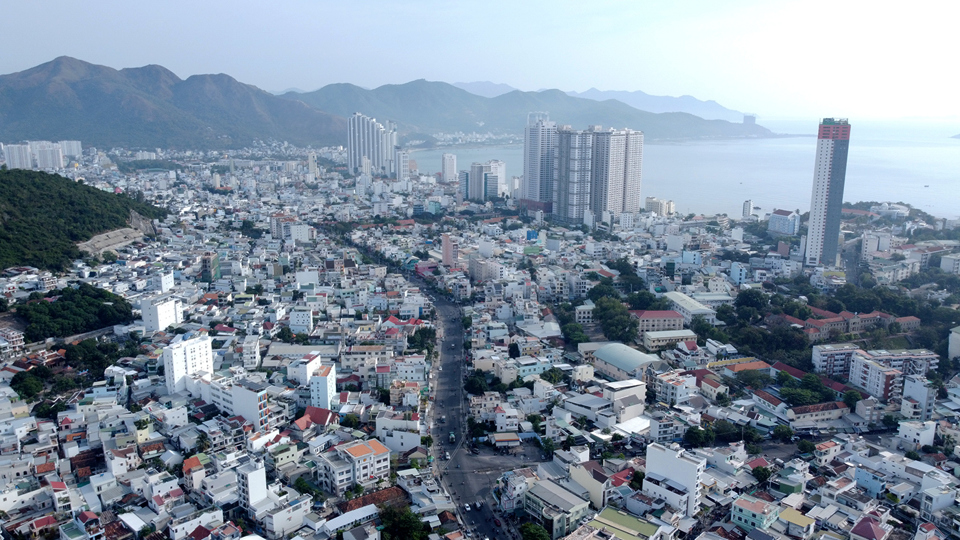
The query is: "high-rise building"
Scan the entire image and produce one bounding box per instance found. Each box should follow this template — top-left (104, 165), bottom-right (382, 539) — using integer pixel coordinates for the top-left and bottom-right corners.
top-left (307, 152), bottom-right (318, 176)
top-left (521, 113), bottom-right (558, 213)
top-left (742, 200), bottom-right (754, 218)
top-left (554, 126), bottom-right (594, 224)
top-left (805, 118), bottom-right (851, 267)
top-left (237, 457), bottom-right (268, 508)
top-left (441, 153), bottom-right (457, 183)
top-left (58, 140), bottom-right (82, 158)
top-left (394, 147), bottom-right (409, 180)
top-left (347, 113), bottom-right (397, 175)
top-left (467, 160), bottom-right (506, 201)
top-left (200, 252), bottom-right (221, 283)
top-left (309, 364), bottom-right (336, 409)
top-left (163, 334), bottom-right (213, 394)
top-left (441, 233), bottom-right (459, 266)
top-left (142, 295), bottom-right (183, 332)
top-left (590, 127), bottom-right (643, 216)
top-left (645, 197), bottom-right (675, 216)
top-left (2, 144), bottom-right (32, 169)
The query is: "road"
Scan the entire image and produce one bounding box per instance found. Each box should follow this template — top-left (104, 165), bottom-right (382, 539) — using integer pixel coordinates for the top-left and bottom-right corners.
top-left (420, 283), bottom-right (525, 540)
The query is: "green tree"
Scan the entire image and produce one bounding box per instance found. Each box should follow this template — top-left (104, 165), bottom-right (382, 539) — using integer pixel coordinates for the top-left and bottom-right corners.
top-left (587, 283), bottom-right (620, 302)
top-left (462, 316), bottom-right (472, 329)
top-left (751, 465), bottom-right (772, 484)
top-left (797, 439), bottom-right (815, 454)
top-left (508, 343), bottom-right (521, 358)
top-left (736, 370), bottom-right (773, 390)
top-left (540, 367), bottom-right (564, 384)
top-left (883, 414), bottom-right (899, 428)
top-left (421, 435), bottom-right (433, 447)
top-left (715, 392), bottom-right (732, 406)
top-left (773, 425), bottom-right (794, 443)
top-left (843, 390), bottom-right (863, 409)
top-left (520, 523), bottom-right (551, 540)
top-left (736, 289), bottom-right (770, 311)
top-left (683, 426), bottom-right (716, 448)
top-left (593, 296), bottom-right (638, 343)
top-left (379, 505), bottom-right (430, 540)
top-left (905, 450), bottom-right (921, 460)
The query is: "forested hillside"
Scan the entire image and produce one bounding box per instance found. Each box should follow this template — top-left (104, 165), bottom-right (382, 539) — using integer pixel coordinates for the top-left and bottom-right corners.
top-left (0, 169), bottom-right (167, 270)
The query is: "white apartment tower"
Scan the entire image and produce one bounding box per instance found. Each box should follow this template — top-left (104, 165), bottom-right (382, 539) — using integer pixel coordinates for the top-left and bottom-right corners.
top-left (33, 142), bottom-right (64, 169)
top-left (743, 200), bottom-right (754, 218)
top-left (642, 442), bottom-right (706, 517)
top-left (142, 295), bottom-right (183, 332)
top-left (2, 144), bottom-right (32, 169)
top-left (59, 140), bottom-right (82, 158)
top-left (309, 364), bottom-right (336, 409)
top-left (347, 113), bottom-right (397, 176)
top-left (237, 458), bottom-right (268, 508)
top-left (441, 153), bottom-right (457, 183)
top-left (468, 160), bottom-right (506, 201)
top-left (805, 118), bottom-right (851, 267)
top-left (521, 113), bottom-right (558, 213)
top-left (554, 126), bottom-right (594, 224)
top-left (163, 335), bottom-right (213, 394)
top-left (591, 127), bottom-right (643, 216)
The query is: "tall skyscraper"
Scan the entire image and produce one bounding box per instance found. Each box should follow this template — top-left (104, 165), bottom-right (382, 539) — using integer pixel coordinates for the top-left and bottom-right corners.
top-left (742, 200), bottom-right (754, 218)
top-left (521, 113), bottom-right (558, 213)
top-left (441, 153), bottom-right (457, 183)
top-left (441, 233), bottom-right (459, 266)
top-left (394, 147), bottom-right (409, 180)
top-left (467, 160), bottom-right (506, 201)
top-left (590, 127), bottom-right (643, 216)
top-left (805, 118), bottom-right (851, 267)
top-left (554, 126), bottom-right (594, 224)
top-left (2, 144), bottom-right (32, 170)
top-left (59, 140), bottom-right (83, 158)
top-left (347, 113), bottom-right (397, 175)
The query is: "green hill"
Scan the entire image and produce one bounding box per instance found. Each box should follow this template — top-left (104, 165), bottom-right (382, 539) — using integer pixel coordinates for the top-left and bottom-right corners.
top-left (0, 169), bottom-right (167, 271)
top-left (0, 57), bottom-right (347, 149)
top-left (282, 79), bottom-right (773, 141)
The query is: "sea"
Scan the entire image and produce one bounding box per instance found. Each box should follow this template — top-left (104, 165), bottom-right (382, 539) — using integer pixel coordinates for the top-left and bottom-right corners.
top-left (409, 119), bottom-right (960, 220)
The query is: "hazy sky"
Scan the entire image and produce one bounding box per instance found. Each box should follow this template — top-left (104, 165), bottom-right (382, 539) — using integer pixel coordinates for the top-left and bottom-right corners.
top-left (2, 0), bottom-right (958, 120)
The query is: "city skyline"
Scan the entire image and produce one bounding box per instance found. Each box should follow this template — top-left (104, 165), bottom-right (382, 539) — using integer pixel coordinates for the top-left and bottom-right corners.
top-left (1, 1), bottom-right (957, 121)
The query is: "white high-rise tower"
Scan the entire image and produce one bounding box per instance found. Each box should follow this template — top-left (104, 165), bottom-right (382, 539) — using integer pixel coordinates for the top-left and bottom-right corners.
top-left (441, 153), bottom-right (457, 183)
top-left (521, 113), bottom-right (558, 213)
top-left (590, 127), bottom-right (643, 216)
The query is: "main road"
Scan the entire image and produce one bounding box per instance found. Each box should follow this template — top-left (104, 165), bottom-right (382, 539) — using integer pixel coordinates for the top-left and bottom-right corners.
top-left (424, 284), bottom-right (525, 540)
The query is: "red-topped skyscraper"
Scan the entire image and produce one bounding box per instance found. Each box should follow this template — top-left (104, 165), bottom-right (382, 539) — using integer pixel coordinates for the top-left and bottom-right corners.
top-left (805, 118), bottom-right (851, 267)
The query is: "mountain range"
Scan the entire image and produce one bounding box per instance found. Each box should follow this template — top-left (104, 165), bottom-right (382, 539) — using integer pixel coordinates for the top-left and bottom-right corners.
top-left (281, 80), bottom-right (771, 141)
top-left (0, 57), bottom-right (772, 149)
top-left (0, 57), bottom-right (345, 149)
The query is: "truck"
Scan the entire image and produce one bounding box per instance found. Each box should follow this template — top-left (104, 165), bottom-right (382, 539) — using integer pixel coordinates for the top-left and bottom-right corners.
top-left (449, 431), bottom-right (456, 444)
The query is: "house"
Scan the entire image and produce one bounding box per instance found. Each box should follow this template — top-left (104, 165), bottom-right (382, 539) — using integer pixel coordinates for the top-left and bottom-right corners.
top-left (786, 402), bottom-right (849, 429)
top-left (731, 493), bottom-right (779, 532)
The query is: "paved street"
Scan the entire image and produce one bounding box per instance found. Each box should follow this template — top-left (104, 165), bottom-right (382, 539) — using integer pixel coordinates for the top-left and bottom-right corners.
top-left (423, 285), bottom-right (532, 539)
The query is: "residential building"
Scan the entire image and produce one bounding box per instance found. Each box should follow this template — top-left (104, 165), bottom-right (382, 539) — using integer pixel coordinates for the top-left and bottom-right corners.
top-left (347, 112), bottom-right (397, 175)
top-left (201, 252), bottom-right (221, 283)
top-left (641, 442), bottom-right (705, 517)
top-left (441, 153), bottom-right (457, 183)
top-left (902, 375), bottom-right (936, 421)
top-left (554, 126), bottom-right (594, 224)
top-left (142, 295), bottom-right (183, 333)
top-left (521, 113), bottom-right (558, 213)
top-left (663, 291), bottom-right (717, 325)
top-left (3, 144), bottom-right (32, 169)
top-left (590, 127), bottom-right (643, 216)
top-left (631, 310), bottom-right (684, 338)
top-left (731, 493), bottom-right (780, 532)
top-left (315, 439), bottom-right (391, 496)
top-left (309, 364), bottom-right (336, 409)
top-left (768, 209), bottom-right (801, 235)
top-left (164, 334), bottom-right (213, 394)
top-left (806, 118), bottom-right (851, 266)
top-left (522, 479), bottom-right (591, 540)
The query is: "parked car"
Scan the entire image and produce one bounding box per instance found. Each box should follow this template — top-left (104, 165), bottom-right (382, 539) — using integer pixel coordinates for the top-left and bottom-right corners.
top-left (465, 504), bottom-right (471, 512)
top-left (494, 519), bottom-right (502, 527)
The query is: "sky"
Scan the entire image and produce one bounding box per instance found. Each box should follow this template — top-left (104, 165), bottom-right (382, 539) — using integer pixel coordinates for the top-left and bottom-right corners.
top-left (2, 0), bottom-right (959, 121)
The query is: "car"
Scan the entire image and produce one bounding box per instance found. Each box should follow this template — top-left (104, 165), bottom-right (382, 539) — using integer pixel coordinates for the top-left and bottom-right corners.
top-left (475, 500), bottom-right (483, 508)
top-left (464, 504), bottom-right (471, 512)
top-left (494, 518), bottom-right (502, 527)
